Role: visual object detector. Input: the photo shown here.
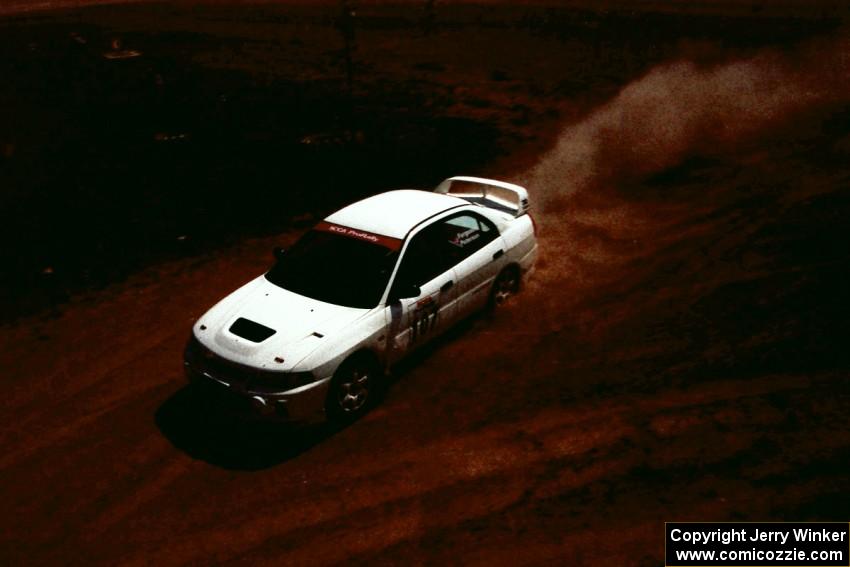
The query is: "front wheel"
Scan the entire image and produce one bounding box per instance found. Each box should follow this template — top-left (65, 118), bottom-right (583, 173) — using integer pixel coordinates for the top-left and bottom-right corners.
top-left (489, 266), bottom-right (520, 308)
top-left (325, 353), bottom-right (380, 424)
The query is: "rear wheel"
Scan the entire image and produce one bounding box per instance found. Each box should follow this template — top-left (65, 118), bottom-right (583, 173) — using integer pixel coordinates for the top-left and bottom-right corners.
top-left (325, 353), bottom-right (380, 424)
top-left (489, 265), bottom-right (520, 308)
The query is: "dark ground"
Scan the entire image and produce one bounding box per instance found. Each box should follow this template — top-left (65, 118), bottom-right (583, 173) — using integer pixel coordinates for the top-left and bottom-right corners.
top-left (1, 2), bottom-right (848, 565)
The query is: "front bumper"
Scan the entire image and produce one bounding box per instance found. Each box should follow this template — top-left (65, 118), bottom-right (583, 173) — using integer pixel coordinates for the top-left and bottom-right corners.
top-left (183, 337), bottom-right (331, 422)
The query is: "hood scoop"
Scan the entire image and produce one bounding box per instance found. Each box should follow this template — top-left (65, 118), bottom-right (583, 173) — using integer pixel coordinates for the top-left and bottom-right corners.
top-left (228, 317), bottom-right (276, 343)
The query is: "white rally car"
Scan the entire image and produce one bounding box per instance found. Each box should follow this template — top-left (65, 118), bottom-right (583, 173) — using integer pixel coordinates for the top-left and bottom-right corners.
top-left (184, 176), bottom-right (537, 423)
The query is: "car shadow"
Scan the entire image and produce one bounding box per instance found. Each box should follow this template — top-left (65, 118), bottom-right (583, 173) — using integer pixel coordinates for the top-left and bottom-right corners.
top-left (156, 309), bottom-right (501, 470)
top-left (155, 385), bottom-right (339, 470)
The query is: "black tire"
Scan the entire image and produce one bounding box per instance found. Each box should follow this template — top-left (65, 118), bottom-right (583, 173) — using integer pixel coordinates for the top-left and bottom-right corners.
top-left (489, 265), bottom-right (521, 309)
top-left (325, 352), bottom-right (381, 424)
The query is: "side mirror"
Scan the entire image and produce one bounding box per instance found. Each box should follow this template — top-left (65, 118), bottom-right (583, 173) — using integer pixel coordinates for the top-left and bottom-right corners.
top-left (405, 284), bottom-right (422, 299)
top-left (391, 283), bottom-right (421, 303)
top-left (273, 246), bottom-right (285, 260)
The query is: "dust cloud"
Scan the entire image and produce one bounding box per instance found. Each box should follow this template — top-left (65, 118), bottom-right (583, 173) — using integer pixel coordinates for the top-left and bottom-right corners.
top-left (524, 34), bottom-right (850, 210)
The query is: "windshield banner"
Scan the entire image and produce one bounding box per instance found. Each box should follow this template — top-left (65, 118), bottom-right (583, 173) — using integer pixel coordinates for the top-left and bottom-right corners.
top-left (315, 221), bottom-right (403, 251)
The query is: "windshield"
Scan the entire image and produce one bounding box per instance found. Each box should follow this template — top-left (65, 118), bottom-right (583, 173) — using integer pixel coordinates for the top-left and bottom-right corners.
top-left (265, 223), bottom-right (401, 308)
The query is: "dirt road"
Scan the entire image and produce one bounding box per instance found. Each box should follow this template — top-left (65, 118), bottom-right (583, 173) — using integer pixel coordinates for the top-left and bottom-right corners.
top-left (2, 3), bottom-right (849, 565)
top-left (3, 106), bottom-right (849, 564)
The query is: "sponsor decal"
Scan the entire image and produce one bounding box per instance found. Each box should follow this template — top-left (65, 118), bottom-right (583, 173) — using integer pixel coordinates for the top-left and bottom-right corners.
top-left (315, 221), bottom-right (402, 250)
top-left (449, 228), bottom-right (480, 248)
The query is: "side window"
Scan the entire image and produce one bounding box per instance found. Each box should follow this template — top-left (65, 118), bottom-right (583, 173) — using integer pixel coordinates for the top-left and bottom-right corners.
top-left (440, 213), bottom-right (499, 264)
top-left (391, 224), bottom-right (452, 294)
top-left (389, 212), bottom-right (501, 297)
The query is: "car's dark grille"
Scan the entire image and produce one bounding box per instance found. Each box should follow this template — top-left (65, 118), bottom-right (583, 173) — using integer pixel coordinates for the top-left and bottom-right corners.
top-left (228, 317), bottom-right (276, 343)
top-left (185, 336), bottom-right (257, 386)
top-left (184, 336), bottom-right (306, 393)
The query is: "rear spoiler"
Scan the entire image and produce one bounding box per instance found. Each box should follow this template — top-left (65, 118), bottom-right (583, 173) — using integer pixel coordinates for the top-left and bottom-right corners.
top-left (434, 176), bottom-right (530, 218)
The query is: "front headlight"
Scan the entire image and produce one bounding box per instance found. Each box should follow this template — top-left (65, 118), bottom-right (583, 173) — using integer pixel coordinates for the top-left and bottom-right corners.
top-left (248, 371), bottom-right (315, 393)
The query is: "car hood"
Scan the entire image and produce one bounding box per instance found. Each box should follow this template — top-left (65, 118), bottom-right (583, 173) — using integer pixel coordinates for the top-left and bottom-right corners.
top-left (193, 275), bottom-right (368, 372)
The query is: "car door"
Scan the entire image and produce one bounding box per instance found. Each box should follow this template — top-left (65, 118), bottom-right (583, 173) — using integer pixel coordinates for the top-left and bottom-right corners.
top-left (386, 223), bottom-right (459, 358)
top-left (440, 212), bottom-right (505, 316)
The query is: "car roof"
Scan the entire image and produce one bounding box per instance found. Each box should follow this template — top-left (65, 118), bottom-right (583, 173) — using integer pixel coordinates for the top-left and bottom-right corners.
top-left (324, 189), bottom-right (468, 239)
